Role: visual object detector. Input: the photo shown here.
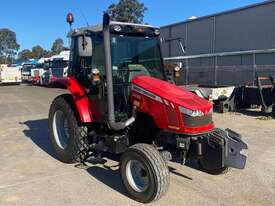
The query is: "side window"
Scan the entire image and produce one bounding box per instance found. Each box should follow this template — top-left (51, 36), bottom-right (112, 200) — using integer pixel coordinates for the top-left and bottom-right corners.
top-left (91, 34), bottom-right (105, 75)
top-left (68, 37), bottom-right (75, 75)
top-left (70, 37), bottom-right (89, 75)
top-left (70, 35), bottom-right (93, 84)
top-left (69, 34), bottom-right (105, 86)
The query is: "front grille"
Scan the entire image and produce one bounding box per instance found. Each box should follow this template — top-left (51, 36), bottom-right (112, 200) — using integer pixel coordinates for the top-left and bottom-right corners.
top-left (183, 114), bottom-right (212, 127)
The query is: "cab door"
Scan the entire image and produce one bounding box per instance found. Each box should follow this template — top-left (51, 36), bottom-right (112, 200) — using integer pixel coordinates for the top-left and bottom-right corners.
top-left (69, 33), bottom-right (106, 122)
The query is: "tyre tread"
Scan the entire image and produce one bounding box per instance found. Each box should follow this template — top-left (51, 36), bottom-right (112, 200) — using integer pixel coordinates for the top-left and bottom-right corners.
top-left (49, 95), bottom-right (89, 163)
top-left (128, 144), bottom-right (170, 202)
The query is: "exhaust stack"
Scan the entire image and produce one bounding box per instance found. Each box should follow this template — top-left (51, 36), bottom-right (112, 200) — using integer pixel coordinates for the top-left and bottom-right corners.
top-left (103, 13), bottom-right (135, 131)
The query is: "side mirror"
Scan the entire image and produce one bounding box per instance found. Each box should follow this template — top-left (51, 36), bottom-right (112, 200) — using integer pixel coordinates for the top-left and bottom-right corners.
top-left (174, 62), bottom-right (183, 78)
top-left (161, 37), bottom-right (186, 55)
top-left (89, 68), bottom-right (101, 95)
top-left (78, 35), bottom-right (93, 57)
top-left (90, 68), bottom-right (101, 84)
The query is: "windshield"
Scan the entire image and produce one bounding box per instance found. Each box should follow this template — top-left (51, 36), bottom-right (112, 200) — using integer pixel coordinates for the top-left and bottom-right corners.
top-left (51, 60), bottom-right (68, 69)
top-left (44, 62), bottom-right (50, 70)
top-left (51, 68), bottom-right (64, 78)
top-left (36, 63), bottom-right (43, 69)
top-left (110, 34), bottom-right (164, 81)
top-left (22, 65), bottom-right (32, 73)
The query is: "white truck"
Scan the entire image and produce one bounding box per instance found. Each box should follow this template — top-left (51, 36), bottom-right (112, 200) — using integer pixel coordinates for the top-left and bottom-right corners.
top-left (37, 57), bottom-right (51, 85)
top-left (0, 65), bottom-right (22, 85)
top-left (30, 58), bottom-right (50, 85)
top-left (48, 51), bottom-right (70, 84)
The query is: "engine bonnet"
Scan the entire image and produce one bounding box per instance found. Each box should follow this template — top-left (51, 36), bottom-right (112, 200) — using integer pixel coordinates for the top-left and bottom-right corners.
top-left (132, 76), bottom-right (212, 113)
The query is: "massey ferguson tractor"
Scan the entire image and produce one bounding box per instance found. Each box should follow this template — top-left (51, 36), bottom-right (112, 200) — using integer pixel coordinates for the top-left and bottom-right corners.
top-left (48, 13), bottom-right (248, 203)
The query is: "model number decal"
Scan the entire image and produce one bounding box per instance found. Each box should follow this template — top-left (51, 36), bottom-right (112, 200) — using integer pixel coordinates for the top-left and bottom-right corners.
top-left (132, 84), bottom-right (163, 103)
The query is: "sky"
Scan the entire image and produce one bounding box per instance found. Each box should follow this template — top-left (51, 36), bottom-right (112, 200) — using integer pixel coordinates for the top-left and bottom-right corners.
top-left (0, 0), bottom-right (264, 51)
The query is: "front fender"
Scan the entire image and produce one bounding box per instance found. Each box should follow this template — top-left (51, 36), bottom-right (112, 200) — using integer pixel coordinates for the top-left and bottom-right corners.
top-left (55, 77), bottom-right (94, 123)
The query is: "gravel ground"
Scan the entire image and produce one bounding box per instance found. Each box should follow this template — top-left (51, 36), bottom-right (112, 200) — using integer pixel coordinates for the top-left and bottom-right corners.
top-left (0, 85), bottom-right (274, 206)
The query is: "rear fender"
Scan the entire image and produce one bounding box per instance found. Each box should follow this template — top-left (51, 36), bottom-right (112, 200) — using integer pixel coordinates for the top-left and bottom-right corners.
top-left (55, 77), bottom-right (94, 123)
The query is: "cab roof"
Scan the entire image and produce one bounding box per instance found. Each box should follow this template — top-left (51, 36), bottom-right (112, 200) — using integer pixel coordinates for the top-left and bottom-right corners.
top-left (68, 21), bottom-right (159, 37)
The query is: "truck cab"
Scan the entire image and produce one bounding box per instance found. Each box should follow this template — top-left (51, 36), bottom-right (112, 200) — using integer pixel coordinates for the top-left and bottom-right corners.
top-left (21, 60), bottom-right (38, 83)
top-left (49, 51), bottom-right (70, 84)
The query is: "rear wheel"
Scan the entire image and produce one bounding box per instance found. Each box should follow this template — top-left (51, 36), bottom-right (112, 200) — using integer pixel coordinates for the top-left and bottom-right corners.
top-left (49, 95), bottom-right (90, 163)
top-left (120, 144), bottom-right (170, 203)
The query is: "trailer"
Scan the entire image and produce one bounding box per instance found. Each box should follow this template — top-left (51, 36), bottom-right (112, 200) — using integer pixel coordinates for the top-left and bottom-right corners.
top-left (0, 65), bottom-right (22, 85)
top-left (182, 76), bottom-right (275, 114)
top-left (183, 85), bottom-right (235, 102)
top-left (218, 76), bottom-right (275, 113)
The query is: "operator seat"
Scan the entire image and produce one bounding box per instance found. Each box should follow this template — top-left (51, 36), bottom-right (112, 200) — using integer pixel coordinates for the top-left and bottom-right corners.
top-left (127, 64), bottom-right (150, 107)
top-left (128, 64), bottom-right (151, 82)
top-left (114, 64), bottom-right (151, 121)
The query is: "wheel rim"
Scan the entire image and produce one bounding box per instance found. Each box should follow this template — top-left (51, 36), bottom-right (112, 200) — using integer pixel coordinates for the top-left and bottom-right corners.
top-left (52, 110), bottom-right (70, 149)
top-left (126, 160), bottom-right (149, 193)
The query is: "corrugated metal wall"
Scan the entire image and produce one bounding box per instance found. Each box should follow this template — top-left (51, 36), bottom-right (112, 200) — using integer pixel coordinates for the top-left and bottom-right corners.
top-left (161, 1), bottom-right (275, 86)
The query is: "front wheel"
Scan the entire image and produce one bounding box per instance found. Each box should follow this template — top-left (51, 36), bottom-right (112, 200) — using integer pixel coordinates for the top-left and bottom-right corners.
top-left (120, 144), bottom-right (170, 203)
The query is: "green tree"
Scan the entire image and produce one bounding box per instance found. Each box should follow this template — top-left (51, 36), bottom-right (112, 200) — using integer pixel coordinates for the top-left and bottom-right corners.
top-left (32, 45), bottom-right (44, 59)
top-left (42, 50), bottom-right (53, 58)
top-left (51, 38), bottom-right (64, 55)
top-left (0, 28), bottom-right (20, 64)
top-left (106, 0), bottom-right (147, 24)
top-left (17, 49), bottom-right (33, 61)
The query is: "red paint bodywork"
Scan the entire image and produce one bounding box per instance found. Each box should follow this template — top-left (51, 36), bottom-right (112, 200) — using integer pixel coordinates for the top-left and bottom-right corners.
top-left (32, 76), bottom-right (40, 85)
top-left (55, 76), bottom-right (94, 123)
top-left (59, 75), bottom-right (214, 135)
top-left (131, 76), bottom-right (215, 134)
top-left (49, 75), bottom-right (59, 85)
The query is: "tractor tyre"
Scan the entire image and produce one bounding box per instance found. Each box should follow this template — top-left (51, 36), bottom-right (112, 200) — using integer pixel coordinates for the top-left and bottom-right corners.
top-left (120, 144), bottom-right (170, 203)
top-left (49, 95), bottom-right (90, 164)
top-left (198, 160), bottom-right (230, 175)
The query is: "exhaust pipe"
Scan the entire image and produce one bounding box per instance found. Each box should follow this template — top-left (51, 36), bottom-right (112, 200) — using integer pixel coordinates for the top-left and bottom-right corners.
top-left (103, 13), bottom-right (135, 131)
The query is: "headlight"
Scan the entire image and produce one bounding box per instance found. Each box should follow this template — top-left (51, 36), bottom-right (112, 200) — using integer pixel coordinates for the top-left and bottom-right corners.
top-left (179, 106), bottom-right (204, 117)
top-left (113, 25), bottom-right (122, 32)
top-left (154, 29), bottom-right (160, 35)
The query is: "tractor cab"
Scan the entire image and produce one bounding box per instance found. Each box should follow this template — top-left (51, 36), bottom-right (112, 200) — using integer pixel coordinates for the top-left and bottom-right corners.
top-left (68, 14), bottom-right (167, 126)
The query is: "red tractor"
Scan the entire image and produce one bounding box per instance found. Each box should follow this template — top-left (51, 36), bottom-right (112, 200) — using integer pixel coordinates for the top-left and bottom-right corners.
top-left (49, 14), bottom-right (247, 203)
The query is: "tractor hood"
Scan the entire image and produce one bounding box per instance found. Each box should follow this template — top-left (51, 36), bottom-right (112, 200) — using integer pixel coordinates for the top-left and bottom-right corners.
top-left (132, 76), bottom-right (212, 113)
